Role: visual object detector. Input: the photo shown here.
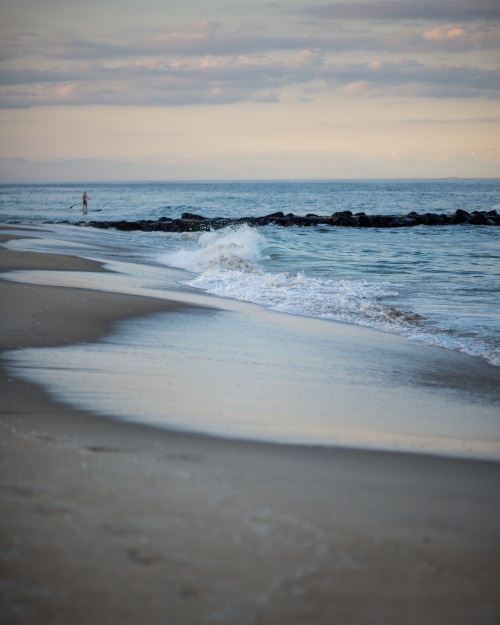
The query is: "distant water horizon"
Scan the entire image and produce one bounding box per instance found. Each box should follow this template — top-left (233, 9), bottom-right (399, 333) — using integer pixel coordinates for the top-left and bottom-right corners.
top-left (2, 176), bottom-right (497, 183)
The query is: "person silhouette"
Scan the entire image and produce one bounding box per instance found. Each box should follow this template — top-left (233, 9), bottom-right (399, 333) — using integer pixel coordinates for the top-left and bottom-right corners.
top-left (82, 192), bottom-right (90, 214)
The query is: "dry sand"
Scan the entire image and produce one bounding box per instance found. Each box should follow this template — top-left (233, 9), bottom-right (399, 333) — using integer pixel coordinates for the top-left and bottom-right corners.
top-left (1, 234), bottom-right (499, 625)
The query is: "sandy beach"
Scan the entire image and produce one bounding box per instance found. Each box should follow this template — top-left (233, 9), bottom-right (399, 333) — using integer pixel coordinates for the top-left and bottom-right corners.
top-left (1, 229), bottom-right (500, 625)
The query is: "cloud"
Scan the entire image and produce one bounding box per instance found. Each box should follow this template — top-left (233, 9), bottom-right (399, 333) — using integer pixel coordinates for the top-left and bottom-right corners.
top-left (47, 39), bottom-right (134, 61)
top-left (335, 59), bottom-right (500, 99)
top-left (303, 0), bottom-right (500, 22)
top-left (32, 21), bottom-right (306, 61)
top-left (1, 53), bottom-right (498, 108)
top-left (375, 23), bottom-right (500, 52)
top-left (1, 6), bottom-right (499, 109)
top-left (0, 55), bottom-right (285, 107)
top-left (3, 15), bottom-right (499, 69)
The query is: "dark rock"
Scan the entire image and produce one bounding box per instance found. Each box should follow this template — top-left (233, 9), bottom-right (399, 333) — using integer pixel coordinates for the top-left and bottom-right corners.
top-left (339, 215), bottom-right (356, 226)
top-left (251, 212), bottom-right (287, 226)
top-left (470, 211), bottom-right (488, 225)
top-left (181, 213), bottom-right (207, 220)
top-left (332, 210), bottom-right (353, 218)
top-left (355, 214), bottom-right (371, 227)
top-left (75, 208), bottom-right (498, 233)
top-left (237, 217), bottom-right (259, 227)
top-left (115, 221), bottom-right (142, 231)
top-left (155, 221), bottom-right (175, 231)
top-left (367, 215), bottom-right (391, 228)
top-left (135, 221), bottom-right (154, 232)
top-left (389, 215), bottom-right (421, 227)
top-left (420, 213), bottom-right (447, 225)
top-left (331, 211), bottom-right (355, 226)
top-left (450, 209), bottom-right (471, 224)
top-left (290, 216), bottom-right (318, 226)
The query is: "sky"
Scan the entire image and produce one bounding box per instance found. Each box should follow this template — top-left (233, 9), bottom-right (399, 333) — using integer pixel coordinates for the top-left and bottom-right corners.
top-left (0, 0), bottom-right (499, 181)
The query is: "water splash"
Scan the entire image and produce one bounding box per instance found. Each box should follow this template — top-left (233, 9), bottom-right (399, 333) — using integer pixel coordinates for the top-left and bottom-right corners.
top-left (161, 225), bottom-right (265, 273)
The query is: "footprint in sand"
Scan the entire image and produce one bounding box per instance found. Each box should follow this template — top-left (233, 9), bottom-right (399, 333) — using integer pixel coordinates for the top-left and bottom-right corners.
top-left (86, 445), bottom-right (128, 453)
top-left (33, 502), bottom-right (72, 518)
top-left (127, 546), bottom-right (163, 566)
top-left (101, 523), bottom-right (137, 538)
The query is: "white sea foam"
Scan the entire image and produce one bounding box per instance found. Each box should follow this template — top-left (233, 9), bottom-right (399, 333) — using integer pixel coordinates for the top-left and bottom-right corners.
top-left (162, 225), bottom-right (266, 273)
top-left (164, 226), bottom-right (415, 327)
top-left (160, 225), bottom-right (500, 366)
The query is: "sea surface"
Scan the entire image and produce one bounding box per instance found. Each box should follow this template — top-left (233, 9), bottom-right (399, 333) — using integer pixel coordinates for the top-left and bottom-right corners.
top-left (1, 179), bottom-right (499, 366)
top-left (1, 179), bottom-right (500, 459)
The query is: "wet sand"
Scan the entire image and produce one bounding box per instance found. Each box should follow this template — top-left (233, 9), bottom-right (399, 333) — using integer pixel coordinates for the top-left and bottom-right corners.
top-left (1, 232), bottom-right (500, 624)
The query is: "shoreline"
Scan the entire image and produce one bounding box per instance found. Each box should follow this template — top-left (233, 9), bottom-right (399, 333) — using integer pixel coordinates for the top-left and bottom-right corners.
top-left (1, 231), bottom-right (500, 624)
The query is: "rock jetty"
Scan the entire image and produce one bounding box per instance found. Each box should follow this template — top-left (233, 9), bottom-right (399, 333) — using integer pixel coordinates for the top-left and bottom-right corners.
top-left (72, 208), bottom-right (499, 232)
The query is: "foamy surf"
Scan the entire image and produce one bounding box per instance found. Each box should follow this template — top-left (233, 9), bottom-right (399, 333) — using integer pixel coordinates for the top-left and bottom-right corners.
top-left (160, 225), bottom-right (500, 366)
top-left (162, 225), bottom-right (266, 273)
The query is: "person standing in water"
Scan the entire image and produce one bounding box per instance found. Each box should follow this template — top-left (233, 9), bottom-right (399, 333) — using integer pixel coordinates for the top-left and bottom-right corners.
top-left (82, 191), bottom-right (90, 214)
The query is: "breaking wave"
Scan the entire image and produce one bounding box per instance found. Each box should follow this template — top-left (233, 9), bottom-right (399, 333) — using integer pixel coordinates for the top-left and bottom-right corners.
top-left (160, 225), bottom-right (499, 365)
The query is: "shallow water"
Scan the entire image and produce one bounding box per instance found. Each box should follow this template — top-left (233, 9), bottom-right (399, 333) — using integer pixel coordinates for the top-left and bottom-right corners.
top-left (5, 298), bottom-right (500, 460)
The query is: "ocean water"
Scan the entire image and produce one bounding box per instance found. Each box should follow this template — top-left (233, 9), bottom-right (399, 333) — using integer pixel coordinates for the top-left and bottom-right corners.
top-left (1, 179), bottom-right (499, 366)
top-left (2, 179), bottom-right (500, 458)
